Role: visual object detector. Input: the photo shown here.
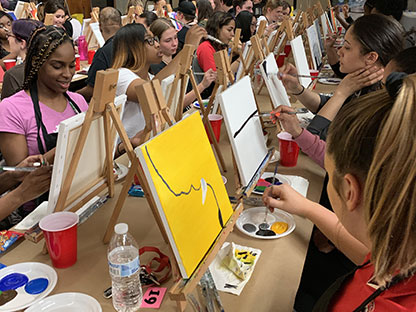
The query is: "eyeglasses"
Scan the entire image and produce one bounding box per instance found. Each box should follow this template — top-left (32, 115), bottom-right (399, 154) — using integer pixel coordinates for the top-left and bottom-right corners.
top-left (144, 36), bottom-right (159, 46)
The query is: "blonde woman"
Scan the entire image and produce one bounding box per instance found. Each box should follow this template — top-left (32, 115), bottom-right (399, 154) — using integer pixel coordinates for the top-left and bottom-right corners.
top-left (149, 18), bottom-right (216, 107)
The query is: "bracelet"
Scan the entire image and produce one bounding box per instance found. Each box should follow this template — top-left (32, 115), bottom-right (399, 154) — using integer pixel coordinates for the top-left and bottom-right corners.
top-left (292, 85), bottom-right (305, 96)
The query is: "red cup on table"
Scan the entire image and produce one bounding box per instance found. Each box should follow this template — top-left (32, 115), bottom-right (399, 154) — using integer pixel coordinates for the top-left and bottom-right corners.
top-left (4, 59), bottom-right (16, 70)
top-left (39, 211), bottom-right (79, 269)
top-left (284, 43), bottom-right (292, 56)
top-left (277, 131), bottom-right (300, 167)
top-left (276, 53), bottom-right (286, 68)
top-left (205, 114), bottom-right (223, 143)
top-left (310, 70), bottom-right (319, 80)
top-left (88, 50), bottom-right (96, 64)
top-left (75, 54), bottom-right (80, 71)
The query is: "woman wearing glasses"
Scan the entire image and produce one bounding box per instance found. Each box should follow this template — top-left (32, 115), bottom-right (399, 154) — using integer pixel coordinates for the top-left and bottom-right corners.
top-left (111, 23), bottom-right (162, 155)
top-left (111, 22), bottom-right (207, 155)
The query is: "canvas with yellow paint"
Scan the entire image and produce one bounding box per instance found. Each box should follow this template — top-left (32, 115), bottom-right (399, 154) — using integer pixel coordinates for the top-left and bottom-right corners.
top-left (136, 112), bottom-right (233, 278)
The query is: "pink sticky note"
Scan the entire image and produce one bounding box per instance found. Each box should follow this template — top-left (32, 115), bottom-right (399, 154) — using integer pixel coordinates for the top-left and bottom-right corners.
top-left (140, 287), bottom-right (167, 309)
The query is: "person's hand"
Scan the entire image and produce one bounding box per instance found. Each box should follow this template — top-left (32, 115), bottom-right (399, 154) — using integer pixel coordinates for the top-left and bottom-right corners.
top-left (271, 105), bottom-right (303, 138)
top-left (185, 25), bottom-right (207, 47)
top-left (278, 63), bottom-right (303, 94)
top-left (335, 64), bottom-right (384, 99)
top-left (15, 166), bottom-right (52, 203)
top-left (264, 22), bottom-right (278, 37)
top-left (263, 184), bottom-right (312, 217)
top-left (201, 69), bottom-right (217, 89)
top-left (342, 4), bottom-right (350, 19)
top-left (334, 5), bottom-right (341, 17)
top-left (324, 32), bottom-right (337, 50)
top-left (11, 155), bottom-right (47, 182)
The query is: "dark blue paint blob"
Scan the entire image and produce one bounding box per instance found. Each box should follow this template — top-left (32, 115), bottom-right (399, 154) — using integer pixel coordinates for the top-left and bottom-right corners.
top-left (0, 273), bottom-right (29, 291)
top-left (25, 278), bottom-right (49, 294)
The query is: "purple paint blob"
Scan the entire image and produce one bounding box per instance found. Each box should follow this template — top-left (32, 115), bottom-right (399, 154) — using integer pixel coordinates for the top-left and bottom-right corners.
top-left (0, 273), bottom-right (29, 291)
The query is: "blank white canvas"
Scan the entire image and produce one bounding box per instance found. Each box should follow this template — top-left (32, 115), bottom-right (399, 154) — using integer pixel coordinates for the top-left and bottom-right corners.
top-left (48, 95), bottom-right (126, 213)
top-left (218, 76), bottom-right (269, 186)
top-left (89, 22), bottom-right (105, 47)
top-left (306, 24), bottom-right (323, 70)
top-left (260, 53), bottom-right (291, 108)
top-left (290, 35), bottom-right (312, 88)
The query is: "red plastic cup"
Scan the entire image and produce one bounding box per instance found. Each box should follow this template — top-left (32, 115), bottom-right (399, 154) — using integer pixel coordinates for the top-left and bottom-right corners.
top-left (205, 114), bottom-right (223, 143)
top-left (39, 211), bottom-right (79, 269)
top-left (75, 54), bottom-right (80, 71)
top-left (277, 132), bottom-right (300, 167)
top-left (87, 50), bottom-right (96, 64)
top-left (4, 59), bottom-right (16, 70)
top-left (276, 53), bottom-right (286, 68)
top-left (284, 43), bottom-right (292, 56)
top-left (310, 70), bottom-right (319, 80)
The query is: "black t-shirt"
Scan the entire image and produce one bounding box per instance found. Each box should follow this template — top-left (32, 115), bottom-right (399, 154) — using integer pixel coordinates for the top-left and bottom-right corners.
top-left (149, 61), bottom-right (167, 75)
top-left (176, 26), bottom-right (189, 54)
top-left (86, 36), bottom-right (114, 87)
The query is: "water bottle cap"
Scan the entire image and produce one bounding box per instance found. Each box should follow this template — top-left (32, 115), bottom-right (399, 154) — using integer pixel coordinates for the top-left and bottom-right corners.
top-left (114, 223), bottom-right (128, 234)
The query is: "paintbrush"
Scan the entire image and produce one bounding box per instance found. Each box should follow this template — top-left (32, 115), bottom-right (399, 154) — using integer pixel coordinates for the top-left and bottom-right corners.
top-left (168, 17), bottom-right (228, 47)
top-left (263, 161), bottom-right (279, 225)
top-left (0, 163), bottom-right (50, 172)
top-left (254, 107), bottom-right (309, 118)
top-left (278, 73), bottom-right (330, 79)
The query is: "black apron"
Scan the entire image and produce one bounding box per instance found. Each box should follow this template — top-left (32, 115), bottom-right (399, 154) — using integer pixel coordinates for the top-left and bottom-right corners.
top-left (313, 260), bottom-right (415, 312)
top-left (31, 84), bottom-right (82, 154)
top-left (30, 84), bottom-right (82, 206)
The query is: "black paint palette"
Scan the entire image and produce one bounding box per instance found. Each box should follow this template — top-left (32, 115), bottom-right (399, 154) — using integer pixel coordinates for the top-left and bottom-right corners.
top-left (236, 207), bottom-right (296, 240)
top-left (0, 262), bottom-right (57, 311)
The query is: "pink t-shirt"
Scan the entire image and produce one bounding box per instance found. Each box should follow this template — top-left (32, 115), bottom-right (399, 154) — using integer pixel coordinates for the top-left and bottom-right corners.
top-left (0, 90), bottom-right (89, 155)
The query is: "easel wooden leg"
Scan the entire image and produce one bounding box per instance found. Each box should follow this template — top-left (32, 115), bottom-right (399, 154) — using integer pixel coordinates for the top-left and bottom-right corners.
top-left (103, 159), bottom-right (138, 243)
top-left (103, 110), bottom-right (115, 198)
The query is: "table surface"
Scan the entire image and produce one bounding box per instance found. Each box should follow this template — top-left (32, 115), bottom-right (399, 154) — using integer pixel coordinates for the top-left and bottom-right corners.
top-left (1, 82), bottom-right (330, 312)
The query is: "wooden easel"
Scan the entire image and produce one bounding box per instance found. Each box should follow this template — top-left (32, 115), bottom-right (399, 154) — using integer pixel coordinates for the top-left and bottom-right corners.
top-left (102, 80), bottom-right (244, 312)
top-left (103, 79), bottom-right (175, 244)
top-left (256, 19), bottom-right (294, 95)
top-left (53, 69), bottom-right (124, 214)
top-left (166, 44), bottom-right (194, 122)
top-left (230, 28), bottom-right (247, 74)
top-left (85, 7), bottom-right (100, 49)
top-left (44, 13), bottom-right (54, 26)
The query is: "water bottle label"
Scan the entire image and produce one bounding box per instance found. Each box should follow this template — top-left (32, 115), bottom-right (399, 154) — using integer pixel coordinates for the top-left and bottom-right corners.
top-left (109, 256), bottom-right (140, 277)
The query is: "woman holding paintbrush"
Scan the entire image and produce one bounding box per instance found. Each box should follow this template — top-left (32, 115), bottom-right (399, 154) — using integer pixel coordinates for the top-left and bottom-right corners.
top-left (264, 73), bottom-right (416, 311)
top-left (279, 14), bottom-right (404, 140)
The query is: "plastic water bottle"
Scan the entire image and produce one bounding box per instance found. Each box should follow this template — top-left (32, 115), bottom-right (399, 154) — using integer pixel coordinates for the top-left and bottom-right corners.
top-left (108, 223), bottom-right (143, 312)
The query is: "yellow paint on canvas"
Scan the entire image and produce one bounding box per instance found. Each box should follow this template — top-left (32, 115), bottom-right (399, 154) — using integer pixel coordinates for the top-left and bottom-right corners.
top-left (138, 113), bottom-right (233, 278)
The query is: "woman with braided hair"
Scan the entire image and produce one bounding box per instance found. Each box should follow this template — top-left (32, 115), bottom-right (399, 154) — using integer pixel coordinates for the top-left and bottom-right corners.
top-left (0, 26), bottom-right (88, 166)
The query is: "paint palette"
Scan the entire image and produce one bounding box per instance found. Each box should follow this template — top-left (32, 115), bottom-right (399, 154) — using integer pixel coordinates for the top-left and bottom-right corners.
top-left (252, 172), bottom-right (292, 195)
top-left (0, 262), bottom-right (57, 311)
top-left (236, 207), bottom-right (296, 240)
top-left (25, 292), bottom-right (102, 312)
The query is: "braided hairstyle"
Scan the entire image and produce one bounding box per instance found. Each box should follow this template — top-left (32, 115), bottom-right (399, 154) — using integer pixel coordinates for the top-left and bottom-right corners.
top-left (23, 26), bottom-right (73, 90)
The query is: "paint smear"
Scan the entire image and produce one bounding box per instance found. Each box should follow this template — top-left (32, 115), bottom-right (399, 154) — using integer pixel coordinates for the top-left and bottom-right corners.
top-left (0, 273), bottom-right (28, 291)
top-left (242, 223), bottom-right (256, 233)
top-left (0, 289), bottom-right (17, 306)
